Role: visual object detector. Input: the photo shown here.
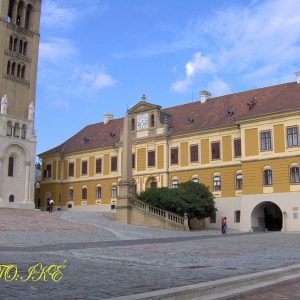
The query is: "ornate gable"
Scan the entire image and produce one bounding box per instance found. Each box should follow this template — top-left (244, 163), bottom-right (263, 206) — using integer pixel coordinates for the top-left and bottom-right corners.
top-left (128, 95), bottom-right (161, 115)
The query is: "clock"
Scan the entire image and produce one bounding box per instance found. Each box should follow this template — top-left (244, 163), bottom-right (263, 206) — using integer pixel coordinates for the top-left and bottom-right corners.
top-left (136, 113), bottom-right (148, 130)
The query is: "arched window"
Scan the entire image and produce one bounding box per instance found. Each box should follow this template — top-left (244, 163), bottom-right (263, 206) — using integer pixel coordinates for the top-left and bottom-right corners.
top-left (81, 187), bottom-right (87, 200)
top-left (11, 62), bottom-right (15, 75)
top-left (9, 36), bottom-right (13, 50)
top-left (290, 165), bottom-right (300, 184)
top-left (8, 157), bottom-right (14, 177)
top-left (235, 172), bottom-right (243, 190)
top-left (23, 42), bottom-right (27, 55)
top-left (13, 38), bottom-right (18, 52)
top-left (19, 40), bottom-right (23, 54)
top-left (13, 122), bottom-right (20, 137)
top-left (16, 1), bottom-right (24, 26)
top-left (213, 174), bottom-right (221, 190)
top-left (172, 178), bottom-right (179, 189)
top-left (263, 168), bottom-right (272, 186)
top-left (111, 185), bottom-right (117, 198)
top-left (7, 0), bottom-right (15, 21)
top-left (96, 185), bottom-right (102, 199)
top-left (68, 188), bottom-right (74, 201)
top-left (25, 5), bottom-right (33, 30)
top-left (7, 61), bottom-right (11, 74)
top-left (9, 195), bottom-right (15, 203)
top-left (150, 114), bottom-right (155, 127)
top-left (6, 121), bottom-right (13, 136)
top-left (21, 124), bottom-right (26, 139)
top-left (17, 64), bottom-right (21, 77)
top-left (131, 118), bottom-right (135, 131)
top-left (21, 65), bottom-right (25, 79)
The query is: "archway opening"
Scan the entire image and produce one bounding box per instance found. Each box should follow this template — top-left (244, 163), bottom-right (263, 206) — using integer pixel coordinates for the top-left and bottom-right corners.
top-left (251, 201), bottom-right (282, 231)
top-left (146, 177), bottom-right (157, 189)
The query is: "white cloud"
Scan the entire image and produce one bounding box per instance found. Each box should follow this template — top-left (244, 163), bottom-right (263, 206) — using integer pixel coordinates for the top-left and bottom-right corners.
top-left (207, 78), bottom-right (231, 97)
top-left (170, 78), bottom-right (192, 93)
top-left (186, 52), bottom-right (215, 77)
top-left (50, 99), bottom-right (70, 109)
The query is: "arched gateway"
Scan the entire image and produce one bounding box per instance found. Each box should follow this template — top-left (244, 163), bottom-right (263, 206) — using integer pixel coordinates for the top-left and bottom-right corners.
top-left (251, 201), bottom-right (282, 231)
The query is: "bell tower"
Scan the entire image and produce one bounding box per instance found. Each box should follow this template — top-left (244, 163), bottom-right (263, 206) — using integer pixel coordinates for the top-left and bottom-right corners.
top-left (0, 0), bottom-right (41, 208)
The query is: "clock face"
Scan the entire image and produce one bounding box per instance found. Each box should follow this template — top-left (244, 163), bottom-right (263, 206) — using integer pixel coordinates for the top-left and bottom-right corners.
top-left (137, 113), bottom-right (148, 130)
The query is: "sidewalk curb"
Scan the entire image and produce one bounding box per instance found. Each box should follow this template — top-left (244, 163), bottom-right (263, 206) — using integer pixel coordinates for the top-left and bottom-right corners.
top-left (108, 264), bottom-right (300, 300)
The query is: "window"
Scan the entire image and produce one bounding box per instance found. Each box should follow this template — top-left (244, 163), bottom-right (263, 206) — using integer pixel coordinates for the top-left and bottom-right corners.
top-left (96, 186), bottom-right (102, 199)
top-left (263, 169), bottom-right (272, 186)
top-left (211, 142), bottom-right (220, 160)
top-left (19, 40), bottom-right (23, 54)
top-left (190, 145), bottom-right (199, 163)
top-left (213, 175), bottom-right (221, 190)
top-left (68, 163), bottom-right (74, 177)
top-left (172, 179), bottom-right (179, 189)
top-left (13, 38), bottom-right (17, 52)
top-left (17, 64), bottom-right (21, 77)
top-left (21, 65), bottom-right (25, 79)
top-left (171, 148), bottom-right (178, 165)
top-left (25, 4), bottom-right (32, 30)
top-left (9, 195), bottom-right (15, 203)
top-left (132, 153), bottom-right (136, 169)
top-left (6, 121), bottom-right (13, 136)
top-left (7, 0), bottom-right (14, 20)
top-left (234, 210), bottom-right (241, 223)
top-left (7, 61), bottom-right (11, 74)
top-left (9, 36), bottom-right (13, 50)
top-left (150, 114), bottom-right (155, 127)
top-left (23, 42), bottom-right (27, 55)
top-left (95, 158), bottom-right (102, 174)
top-left (290, 166), bottom-right (300, 184)
top-left (192, 177), bottom-right (199, 183)
top-left (111, 185), bottom-right (117, 198)
top-left (111, 156), bottom-right (117, 172)
top-left (234, 139), bottom-right (241, 157)
top-left (16, 1), bottom-right (23, 26)
top-left (148, 150), bottom-right (155, 167)
top-left (68, 189), bottom-right (73, 201)
top-left (8, 157), bottom-right (14, 177)
top-left (260, 131), bottom-right (272, 151)
top-left (81, 187), bottom-right (87, 200)
top-left (287, 126), bottom-right (298, 147)
top-left (236, 174), bottom-right (243, 190)
top-left (81, 160), bottom-right (87, 175)
top-left (46, 164), bottom-right (52, 178)
top-left (11, 62), bottom-right (15, 75)
top-left (131, 118), bottom-right (135, 131)
top-left (21, 124), bottom-right (26, 139)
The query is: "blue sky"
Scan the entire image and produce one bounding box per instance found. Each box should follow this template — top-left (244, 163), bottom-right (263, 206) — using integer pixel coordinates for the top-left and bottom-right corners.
top-left (36, 0), bottom-right (300, 155)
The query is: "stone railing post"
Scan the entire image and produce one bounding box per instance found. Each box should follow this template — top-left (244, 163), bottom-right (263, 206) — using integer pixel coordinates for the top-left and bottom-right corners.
top-left (184, 213), bottom-right (189, 231)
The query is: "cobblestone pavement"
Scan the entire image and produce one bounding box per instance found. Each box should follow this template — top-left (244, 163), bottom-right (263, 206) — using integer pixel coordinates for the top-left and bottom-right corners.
top-left (0, 209), bottom-right (300, 299)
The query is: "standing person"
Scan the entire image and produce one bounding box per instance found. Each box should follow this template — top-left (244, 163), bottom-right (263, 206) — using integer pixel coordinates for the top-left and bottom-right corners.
top-left (49, 198), bottom-right (54, 213)
top-left (224, 217), bottom-right (228, 234)
top-left (47, 198), bottom-right (50, 212)
top-left (221, 217), bottom-right (225, 235)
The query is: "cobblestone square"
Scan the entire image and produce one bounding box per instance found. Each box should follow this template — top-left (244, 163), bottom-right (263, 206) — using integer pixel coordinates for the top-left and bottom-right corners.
top-left (0, 209), bottom-right (300, 299)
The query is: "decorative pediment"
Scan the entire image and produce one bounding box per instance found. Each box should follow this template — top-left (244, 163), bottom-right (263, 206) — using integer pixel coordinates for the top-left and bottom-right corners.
top-left (128, 95), bottom-right (161, 115)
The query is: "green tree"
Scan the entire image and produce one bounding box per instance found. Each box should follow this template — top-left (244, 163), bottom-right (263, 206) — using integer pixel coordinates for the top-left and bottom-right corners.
top-left (138, 181), bottom-right (216, 219)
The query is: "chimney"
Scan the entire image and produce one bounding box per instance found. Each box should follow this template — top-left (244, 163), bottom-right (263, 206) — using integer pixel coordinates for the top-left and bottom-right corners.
top-left (103, 112), bottom-right (113, 124)
top-left (295, 71), bottom-right (300, 84)
top-left (200, 90), bottom-right (211, 103)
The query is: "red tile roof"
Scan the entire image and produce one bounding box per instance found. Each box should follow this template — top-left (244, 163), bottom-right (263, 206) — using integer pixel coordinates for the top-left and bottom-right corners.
top-left (40, 81), bottom-right (300, 156)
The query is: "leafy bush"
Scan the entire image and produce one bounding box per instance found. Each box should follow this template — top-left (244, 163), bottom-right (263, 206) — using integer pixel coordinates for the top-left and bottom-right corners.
top-left (138, 181), bottom-right (216, 219)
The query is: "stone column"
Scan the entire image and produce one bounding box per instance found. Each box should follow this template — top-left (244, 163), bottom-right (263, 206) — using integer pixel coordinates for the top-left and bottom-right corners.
top-left (116, 115), bottom-right (135, 224)
top-left (21, 5), bottom-right (27, 28)
top-left (24, 161), bottom-right (31, 202)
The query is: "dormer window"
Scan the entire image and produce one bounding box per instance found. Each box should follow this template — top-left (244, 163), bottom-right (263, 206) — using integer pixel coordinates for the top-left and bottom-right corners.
top-left (150, 114), bottom-right (155, 127)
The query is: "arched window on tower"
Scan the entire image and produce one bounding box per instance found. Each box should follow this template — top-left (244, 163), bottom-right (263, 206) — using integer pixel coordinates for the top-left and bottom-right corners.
top-left (11, 62), bottom-right (16, 75)
top-left (25, 5), bottom-right (33, 30)
top-left (7, 61), bottom-right (11, 74)
top-left (8, 156), bottom-right (14, 177)
top-left (7, 0), bottom-right (15, 22)
top-left (131, 118), bottom-right (135, 131)
top-left (17, 64), bottom-right (21, 77)
top-left (13, 122), bottom-right (20, 137)
top-left (23, 42), bottom-right (27, 55)
top-left (9, 36), bottom-right (13, 50)
top-left (21, 65), bottom-right (26, 79)
top-left (6, 121), bottom-right (13, 136)
top-left (19, 40), bottom-right (23, 54)
top-left (150, 114), bottom-right (155, 127)
top-left (13, 38), bottom-right (18, 52)
top-left (21, 124), bottom-right (27, 139)
top-left (16, 1), bottom-right (24, 26)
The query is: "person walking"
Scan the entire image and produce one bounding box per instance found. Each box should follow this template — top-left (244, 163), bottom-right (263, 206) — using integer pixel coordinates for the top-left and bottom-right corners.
top-left (49, 198), bottom-right (54, 213)
top-left (223, 217), bottom-right (228, 234)
top-left (221, 217), bottom-right (225, 235)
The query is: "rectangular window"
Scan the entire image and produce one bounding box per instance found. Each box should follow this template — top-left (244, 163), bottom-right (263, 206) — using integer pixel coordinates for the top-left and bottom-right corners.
top-left (68, 162), bottom-right (74, 177)
top-left (81, 160), bottom-right (88, 175)
top-left (96, 186), bottom-right (101, 199)
top-left (132, 153), bottom-right (136, 169)
top-left (95, 158), bottom-right (102, 174)
top-left (68, 189), bottom-right (73, 201)
top-left (46, 164), bottom-right (52, 178)
top-left (235, 210), bottom-right (241, 223)
top-left (171, 148), bottom-right (178, 165)
top-left (287, 126), bottom-right (298, 147)
top-left (236, 174), bottom-right (243, 190)
top-left (190, 144), bottom-right (199, 163)
top-left (148, 150), bottom-right (155, 167)
top-left (234, 139), bottom-right (241, 157)
top-left (260, 131), bottom-right (272, 151)
top-left (111, 156), bottom-right (117, 172)
top-left (213, 176), bottom-right (221, 190)
top-left (211, 142), bottom-right (220, 160)
top-left (263, 169), bottom-right (273, 186)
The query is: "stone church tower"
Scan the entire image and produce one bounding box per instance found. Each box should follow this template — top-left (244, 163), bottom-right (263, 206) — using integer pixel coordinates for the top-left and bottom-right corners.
top-left (0, 0), bottom-right (41, 208)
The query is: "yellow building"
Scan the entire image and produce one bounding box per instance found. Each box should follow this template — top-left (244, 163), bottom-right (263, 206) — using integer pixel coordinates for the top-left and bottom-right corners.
top-left (39, 74), bottom-right (300, 232)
